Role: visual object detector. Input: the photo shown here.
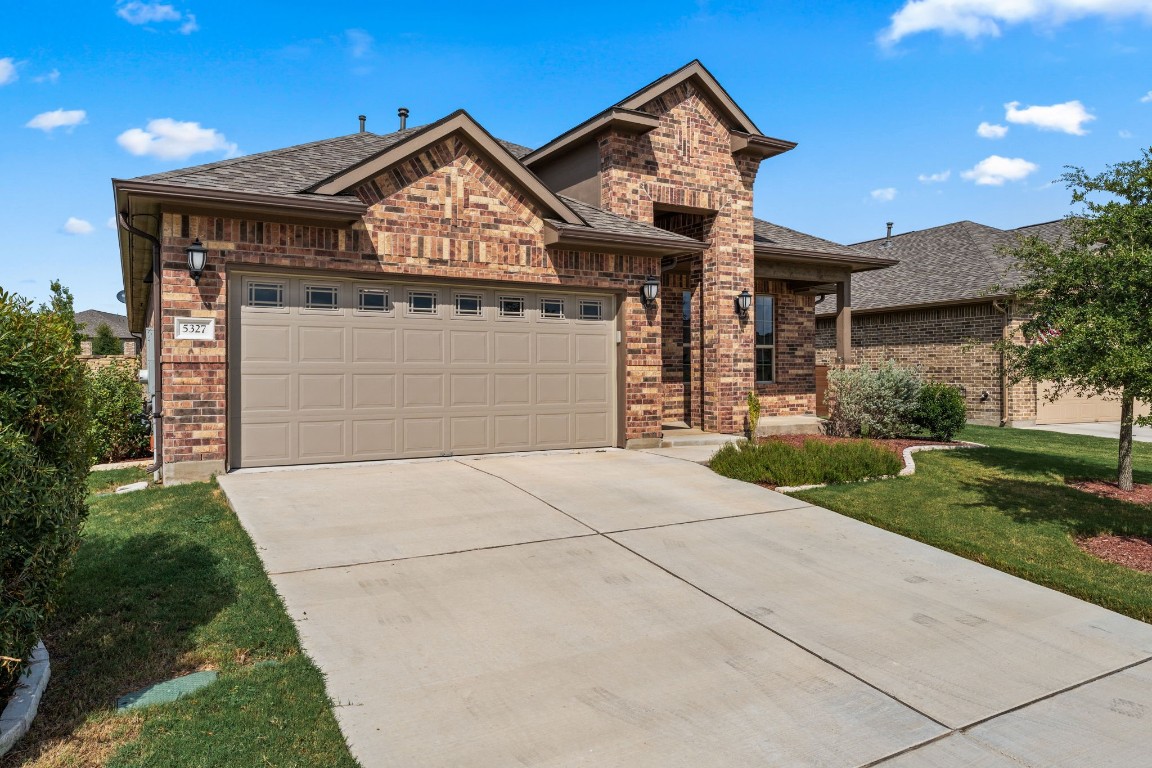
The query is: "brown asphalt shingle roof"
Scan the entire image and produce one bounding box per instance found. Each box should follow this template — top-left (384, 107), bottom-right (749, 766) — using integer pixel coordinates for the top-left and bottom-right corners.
top-left (76, 309), bottom-right (132, 339)
top-left (816, 219), bottom-right (1071, 315)
top-left (754, 219), bottom-right (874, 261)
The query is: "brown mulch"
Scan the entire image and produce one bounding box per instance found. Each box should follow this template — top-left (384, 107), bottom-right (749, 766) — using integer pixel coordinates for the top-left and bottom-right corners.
top-left (1066, 478), bottom-right (1152, 506)
top-left (759, 434), bottom-right (961, 457)
top-left (1075, 533), bottom-right (1152, 573)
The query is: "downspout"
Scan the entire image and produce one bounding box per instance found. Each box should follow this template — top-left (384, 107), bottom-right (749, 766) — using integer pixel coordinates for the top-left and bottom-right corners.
top-left (992, 299), bottom-right (1009, 427)
top-left (118, 211), bottom-right (164, 474)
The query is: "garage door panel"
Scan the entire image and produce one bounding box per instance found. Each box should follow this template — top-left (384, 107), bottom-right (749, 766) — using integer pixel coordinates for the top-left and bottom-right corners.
top-left (352, 374), bottom-right (396, 409)
top-left (402, 418), bottom-right (444, 453)
top-left (299, 374), bottom-right (345, 410)
top-left (402, 329), bottom-right (445, 363)
top-left (352, 328), bottom-right (396, 363)
top-left (299, 327), bottom-right (345, 363)
top-left (298, 421), bottom-right (345, 458)
top-left (242, 325), bottom-right (291, 363)
top-left (242, 374), bottom-right (291, 412)
top-left (236, 277), bottom-right (616, 467)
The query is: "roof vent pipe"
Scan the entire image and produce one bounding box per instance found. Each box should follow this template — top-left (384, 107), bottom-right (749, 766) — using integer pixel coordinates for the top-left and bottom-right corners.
top-left (358, 114), bottom-right (366, 133)
top-left (398, 107), bottom-right (409, 130)
top-left (885, 221), bottom-right (894, 245)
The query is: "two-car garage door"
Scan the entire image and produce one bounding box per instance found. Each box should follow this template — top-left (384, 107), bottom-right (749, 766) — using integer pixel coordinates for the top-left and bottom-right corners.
top-left (231, 274), bottom-right (618, 468)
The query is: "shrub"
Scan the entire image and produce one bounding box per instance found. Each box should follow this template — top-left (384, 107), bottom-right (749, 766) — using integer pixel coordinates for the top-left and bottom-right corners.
top-left (710, 438), bottom-right (902, 487)
top-left (914, 382), bottom-right (968, 441)
top-left (91, 322), bottom-right (121, 356)
top-left (0, 283), bottom-right (90, 697)
top-left (825, 361), bottom-right (922, 438)
top-left (746, 390), bottom-right (761, 438)
top-left (87, 360), bottom-right (150, 463)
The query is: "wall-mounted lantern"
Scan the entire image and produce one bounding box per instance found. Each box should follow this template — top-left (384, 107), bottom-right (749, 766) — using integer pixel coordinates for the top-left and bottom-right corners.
top-left (736, 288), bottom-right (753, 317)
top-left (186, 239), bottom-right (208, 285)
top-left (641, 275), bottom-right (659, 307)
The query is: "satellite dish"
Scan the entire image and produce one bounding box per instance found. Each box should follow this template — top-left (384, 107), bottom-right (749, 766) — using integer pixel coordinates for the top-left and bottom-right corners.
top-left (116, 290), bottom-right (126, 304)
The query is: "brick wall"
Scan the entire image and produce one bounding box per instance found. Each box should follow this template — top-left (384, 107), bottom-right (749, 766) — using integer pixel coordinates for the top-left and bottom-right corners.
top-left (598, 82), bottom-right (763, 434)
top-left (816, 301), bottom-right (1012, 425)
top-left (154, 134), bottom-right (664, 472)
top-left (755, 278), bottom-right (817, 416)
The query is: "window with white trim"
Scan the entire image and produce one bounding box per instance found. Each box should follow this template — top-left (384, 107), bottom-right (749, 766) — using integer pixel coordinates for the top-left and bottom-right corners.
top-left (498, 296), bottom-right (525, 318)
top-left (407, 291), bottom-right (438, 315)
top-left (454, 294), bottom-right (483, 316)
top-left (305, 285), bottom-right (339, 310)
top-left (357, 287), bottom-right (390, 312)
top-left (755, 294), bottom-right (774, 383)
top-left (578, 299), bottom-right (603, 321)
top-left (540, 297), bottom-right (565, 319)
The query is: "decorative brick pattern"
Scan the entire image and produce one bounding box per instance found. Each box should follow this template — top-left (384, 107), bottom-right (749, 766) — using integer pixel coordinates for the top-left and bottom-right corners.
top-left (153, 135), bottom-right (666, 470)
top-left (599, 83), bottom-right (763, 434)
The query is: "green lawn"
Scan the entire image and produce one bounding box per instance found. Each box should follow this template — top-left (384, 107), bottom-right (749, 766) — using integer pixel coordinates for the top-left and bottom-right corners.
top-left (792, 425), bottom-right (1152, 624)
top-left (7, 470), bottom-right (359, 768)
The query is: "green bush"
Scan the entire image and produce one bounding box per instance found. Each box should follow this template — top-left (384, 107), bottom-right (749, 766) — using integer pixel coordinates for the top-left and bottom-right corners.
top-left (746, 390), bottom-right (761, 438)
top-left (825, 361), bottom-right (922, 438)
top-left (914, 382), bottom-right (968, 441)
top-left (710, 438), bottom-right (903, 487)
top-left (91, 322), bottom-right (121, 355)
top-left (87, 360), bottom-right (149, 463)
top-left (0, 283), bottom-right (90, 697)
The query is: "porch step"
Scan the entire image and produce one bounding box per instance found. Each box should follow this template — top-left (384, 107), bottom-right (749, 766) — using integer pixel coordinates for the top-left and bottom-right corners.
top-left (756, 415), bottom-right (826, 437)
top-left (659, 428), bottom-right (744, 448)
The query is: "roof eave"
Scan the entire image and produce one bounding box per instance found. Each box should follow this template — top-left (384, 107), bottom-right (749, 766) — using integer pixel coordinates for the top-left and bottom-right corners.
top-left (755, 246), bottom-right (897, 273)
top-left (544, 222), bottom-right (705, 258)
top-left (731, 131), bottom-right (796, 159)
top-left (112, 179), bottom-right (368, 220)
top-left (522, 108), bottom-right (661, 167)
top-left (814, 293), bottom-right (1015, 318)
top-left (615, 60), bottom-right (764, 136)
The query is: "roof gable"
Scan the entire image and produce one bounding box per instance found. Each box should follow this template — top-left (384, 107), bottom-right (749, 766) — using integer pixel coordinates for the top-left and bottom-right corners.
top-left (615, 60), bottom-right (762, 136)
top-left (308, 111), bottom-right (583, 226)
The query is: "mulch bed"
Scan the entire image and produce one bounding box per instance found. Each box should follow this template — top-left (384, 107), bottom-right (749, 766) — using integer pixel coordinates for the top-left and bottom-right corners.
top-left (759, 434), bottom-right (961, 457)
top-left (1075, 533), bottom-right (1152, 573)
top-left (1066, 479), bottom-right (1152, 505)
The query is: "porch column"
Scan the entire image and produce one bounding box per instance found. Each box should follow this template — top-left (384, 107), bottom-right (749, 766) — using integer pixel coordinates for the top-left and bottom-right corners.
top-left (836, 278), bottom-right (852, 365)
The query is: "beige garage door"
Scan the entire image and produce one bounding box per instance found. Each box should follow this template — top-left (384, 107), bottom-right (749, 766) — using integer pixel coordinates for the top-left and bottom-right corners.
top-left (231, 275), bottom-right (617, 468)
top-left (1035, 383), bottom-right (1148, 425)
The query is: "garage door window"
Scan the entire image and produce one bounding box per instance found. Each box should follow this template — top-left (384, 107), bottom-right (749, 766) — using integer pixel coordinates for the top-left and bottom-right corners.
top-left (540, 297), bottom-right (566, 319)
top-left (454, 294), bottom-right (483, 317)
top-left (407, 291), bottom-right (438, 316)
top-left (578, 299), bottom-right (603, 321)
top-left (305, 285), bottom-right (339, 310)
top-left (498, 296), bottom-right (525, 319)
top-left (247, 281), bottom-right (284, 309)
top-left (356, 287), bottom-right (391, 313)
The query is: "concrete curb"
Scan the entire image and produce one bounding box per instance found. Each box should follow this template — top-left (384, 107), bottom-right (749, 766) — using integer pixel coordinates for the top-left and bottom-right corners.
top-left (91, 458), bottom-right (152, 472)
top-left (0, 641), bottom-right (51, 758)
top-left (776, 441), bottom-right (985, 493)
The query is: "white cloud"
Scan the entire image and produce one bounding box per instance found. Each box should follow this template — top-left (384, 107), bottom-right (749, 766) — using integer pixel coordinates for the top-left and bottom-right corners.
top-left (106, 216), bottom-right (118, 230)
top-left (33, 69), bottom-right (60, 84)
top-left (63, 217), bottom-right (94, 235)
top-left (26, 108), bottom-right (87, 132)
top-left (880, 0), bottom-right (1152, 45)
top-left (976, 121), bottom-right (1008, 139)
top-left (116, 2), bottom-right (198, 33)
top-left (346, 29), bottom-right (374, 58)
top-left (1005, 100), bottom-right (1095, 135)
top-left (871, 187), bottom-right (898, 202)
top-left (117, 118), bottom-right (237, 160)
top-left (961, 155), bottom-right (1039, 186)
top-left (918, 170), bottom-right (951, 183)
top-left (0, 58), bottom-right (17, 86)
top-left (1141, 91), bottom-right (1152, 103)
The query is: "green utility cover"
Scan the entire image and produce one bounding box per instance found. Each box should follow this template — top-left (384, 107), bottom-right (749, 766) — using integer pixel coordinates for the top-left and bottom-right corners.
top-left (116, 670), bottom-right (218, 711)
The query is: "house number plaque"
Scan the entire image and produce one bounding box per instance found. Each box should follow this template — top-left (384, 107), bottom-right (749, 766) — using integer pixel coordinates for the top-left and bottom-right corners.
top-left (174, 317), bottom-right (216, 341)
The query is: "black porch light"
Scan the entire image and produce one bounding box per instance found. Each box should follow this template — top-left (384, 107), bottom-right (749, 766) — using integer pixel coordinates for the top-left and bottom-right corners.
top-left (186, 238), bottom-right (208, 285)
top-left (736, 288), bottom-right (753, 317)
top-left (641, 275), bottom-right (659, 307)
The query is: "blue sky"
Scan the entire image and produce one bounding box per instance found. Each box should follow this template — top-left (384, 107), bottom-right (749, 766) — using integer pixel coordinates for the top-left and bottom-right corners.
top-left (2, 0), bottom-right (1150, 314)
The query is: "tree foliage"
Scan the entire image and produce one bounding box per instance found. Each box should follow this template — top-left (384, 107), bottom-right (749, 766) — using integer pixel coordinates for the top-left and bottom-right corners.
top-left (91, 321), bottom-right (121, 356)
top-left (87, 359), bottom-right (150, 462)
top-left (1003, 148), bottom-right (1152, 489)
top-left (0, 283), bottom-right (90, 696)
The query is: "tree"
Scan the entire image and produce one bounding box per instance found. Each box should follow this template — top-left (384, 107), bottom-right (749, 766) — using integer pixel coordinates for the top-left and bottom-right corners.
top-left (1003, 148), bottom-right (1152, 490)
top-left (91, 321), bottom-right (121, 355)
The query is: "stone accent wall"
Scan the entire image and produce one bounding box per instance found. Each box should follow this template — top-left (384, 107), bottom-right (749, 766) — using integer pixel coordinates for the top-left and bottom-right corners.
top-left (598, 82), bottom-right (762, 434)
top-left (816, 302), bottom-right (1016, 425)
top-left (153, 135), bottom-right (664, 475)
top-left (755, 279), bottom-right (817, 416)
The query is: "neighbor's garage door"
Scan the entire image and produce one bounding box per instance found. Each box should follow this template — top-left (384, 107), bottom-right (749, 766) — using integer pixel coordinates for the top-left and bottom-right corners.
top-left (1034, 382), bottom-right (1149, 425)
top-left (231, 274), bottom-right (617, 468)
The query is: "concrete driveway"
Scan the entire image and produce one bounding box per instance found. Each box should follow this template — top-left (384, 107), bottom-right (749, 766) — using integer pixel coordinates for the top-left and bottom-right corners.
top-left (1017, 420), bottom-right (1152, 443)
top-left (219, 450), bottom-right (1152, 767)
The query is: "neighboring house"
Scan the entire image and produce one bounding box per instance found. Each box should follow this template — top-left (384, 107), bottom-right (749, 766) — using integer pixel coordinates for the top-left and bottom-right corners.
top-left (114, 60), bottom-right (892, 483)
top-left (815, 218), bottom-right (1133, 426)
top-left (75, 309), bottom-right (138, 356)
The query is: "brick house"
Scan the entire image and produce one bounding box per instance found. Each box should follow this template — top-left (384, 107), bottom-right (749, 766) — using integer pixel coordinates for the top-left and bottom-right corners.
top-left (114, 60), bottom-right (892, 483)
top-left (815, 218), bottom-right (1135, 426)
top-left (76, 309), bottom-right (139, 356)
